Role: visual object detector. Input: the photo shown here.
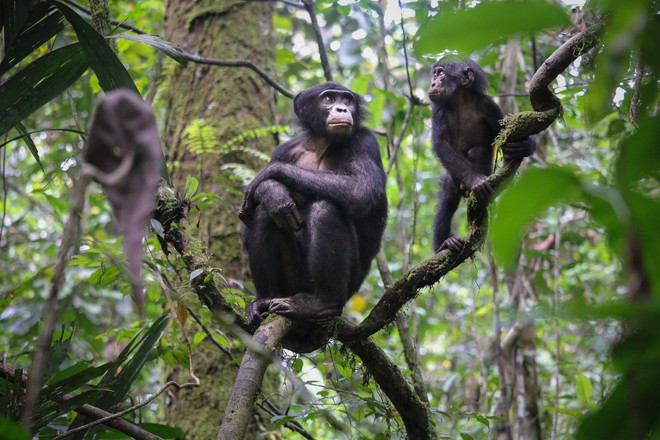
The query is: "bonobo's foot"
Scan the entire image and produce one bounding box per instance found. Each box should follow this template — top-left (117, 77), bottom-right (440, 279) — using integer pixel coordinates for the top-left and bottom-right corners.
top-left (246, 300), bottom-right (269, 331)
top-left (437, 235), bottom-right (465, 253)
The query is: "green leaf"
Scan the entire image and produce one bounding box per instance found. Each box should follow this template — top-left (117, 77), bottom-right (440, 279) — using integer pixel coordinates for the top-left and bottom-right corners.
top-left (138, 423), bottom-right (185, 438)
top-left (0, 2), bottom-right (65, 76)
top-left (0, 44), bottom-right (88, 136)
top-left (112, 33), bottom-right (188, 66)
top-left (67, 314), bottom-right (170, 439)
top-left (415, 0), bottom-right (569, 54)
top-left (185, 176), bottom-right (199, 200)
top-left (616, 115), bottom-right (660, 192)
top-left (51, 0), bottom-right (138, 94)
top-left (190, 269), bottom-right (203, 280)
top-left (0, 417), bottom-right (29, 440)
top-left (13, 123), bottom-right (43, 172)
top-left (576, 374), bottom-right (593, 408)
top-left (491, 166), bottom-right (583, 269)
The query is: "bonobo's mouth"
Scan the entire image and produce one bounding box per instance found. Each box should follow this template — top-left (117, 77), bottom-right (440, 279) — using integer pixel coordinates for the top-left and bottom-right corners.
top-left (328, 122), bottom-right (352, 127)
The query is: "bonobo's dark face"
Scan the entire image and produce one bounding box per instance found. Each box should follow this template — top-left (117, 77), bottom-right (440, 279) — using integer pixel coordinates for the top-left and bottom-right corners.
top-left (320, 89), bottom-right (356, 136)
top-left (428, 64), bottom-right (459, 103)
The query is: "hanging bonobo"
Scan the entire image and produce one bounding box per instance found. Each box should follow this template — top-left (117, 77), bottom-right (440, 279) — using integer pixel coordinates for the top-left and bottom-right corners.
top-left (239, 82), bottom-right (388, 352)
top-left (429, 58), bottom-right (536, 253)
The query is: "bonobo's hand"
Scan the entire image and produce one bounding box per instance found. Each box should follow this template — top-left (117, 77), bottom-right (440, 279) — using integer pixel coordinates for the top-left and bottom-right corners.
top-left (502, 137), bottom-right (536, 160)
top-left (437, 235), bottom-right (465, 253)
top-left (467, 174), bottom-right (493, 202)
top-left (252, 180), bottom-right (303, 231)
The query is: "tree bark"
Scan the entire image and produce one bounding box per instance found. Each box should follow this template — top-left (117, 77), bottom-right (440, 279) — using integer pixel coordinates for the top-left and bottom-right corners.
top-left (162, 1), bottom-right (276, 438)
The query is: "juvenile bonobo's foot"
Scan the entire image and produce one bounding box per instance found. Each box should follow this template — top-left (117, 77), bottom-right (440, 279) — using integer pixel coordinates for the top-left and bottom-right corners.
top-left (437, 235), bottom-right (465, 253)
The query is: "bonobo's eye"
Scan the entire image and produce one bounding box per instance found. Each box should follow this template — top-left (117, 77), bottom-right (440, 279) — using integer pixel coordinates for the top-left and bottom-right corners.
top-left (342, 95), bottom-right (354, 105)
top-left (322, 94), bottom-right (335, 104)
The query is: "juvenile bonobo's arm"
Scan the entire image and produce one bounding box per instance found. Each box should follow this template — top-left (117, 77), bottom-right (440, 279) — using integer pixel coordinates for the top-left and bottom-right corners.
top-left (242, 130), bottom-right (385, 219)
top-left (239, 179), bottom-right (303, 231)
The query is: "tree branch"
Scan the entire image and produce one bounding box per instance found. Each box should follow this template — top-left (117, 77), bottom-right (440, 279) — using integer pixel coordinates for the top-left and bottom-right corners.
top-left (217, 316), bottom-right (292, 440)
top-left (302, 0), bottom-right (333, 82)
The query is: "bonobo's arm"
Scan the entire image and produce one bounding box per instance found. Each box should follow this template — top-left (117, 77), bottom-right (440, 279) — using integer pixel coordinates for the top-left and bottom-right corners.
top-left (242, 129), bottom-right (385, 219)
top-left (244, 179), bottom-right (303, 231)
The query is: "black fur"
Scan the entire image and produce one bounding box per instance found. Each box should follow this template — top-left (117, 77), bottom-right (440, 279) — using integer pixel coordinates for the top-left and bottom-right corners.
top-left (429, 58), bottom-right (535, 253)
top-left (239, 82), bottom-right (387, 352)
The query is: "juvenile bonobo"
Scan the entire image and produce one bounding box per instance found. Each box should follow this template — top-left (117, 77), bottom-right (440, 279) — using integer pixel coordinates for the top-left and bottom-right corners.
top-left (239, 82), bottom-right (387, 352)
top-left (429, 58), bottom-right (535, 253)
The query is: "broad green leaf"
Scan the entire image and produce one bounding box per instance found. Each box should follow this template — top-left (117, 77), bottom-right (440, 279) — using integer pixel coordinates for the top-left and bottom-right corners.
top-left (616, 115), bottom-right (660, 191)
top-left (185, 176), bottom-right (199, 200)
top-left (0, 44), bottom-right (87, 136)
top-left (0, 417), bottom-right (29, 440)
top-left (112, 33), bottom-right (188, 66)
top-left (0, 2), bottom-right (64, 76)
top-left (576, 374), bottom-right (593, 408)
top-left (491, 166), bottom-right (584, 269)
top-left (138, 423), bottom-right (185, 439)
top-left (1, 0), bottom-right (40, 47)
top-left (415, 0), bottom-right (569, 54)
top-left (67, 314), bottom-right (170, 439)
top-left (14, 123), bottom-right (43, 172)
top-left (52, 0), bottom-right (138, 94)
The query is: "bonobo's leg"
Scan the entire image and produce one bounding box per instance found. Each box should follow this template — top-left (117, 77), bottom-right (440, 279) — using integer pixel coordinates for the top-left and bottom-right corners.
top-left (434, 174), bottom-right (462, 253)
top-left (467, 145), bottom-right (493, 176)
top-left (245, 206), bottom-right (305, 328)
top-left (267, 200), bottom-right (357, 318)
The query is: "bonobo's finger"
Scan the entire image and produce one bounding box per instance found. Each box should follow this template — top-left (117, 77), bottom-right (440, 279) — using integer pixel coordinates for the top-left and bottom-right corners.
top-left (438, 236), bottom-right (465, 253)
top-left (268, 298), bottom-right (294, 315)
top-left (503, 139), bottom-right (536, 159)
top-left (472, 179), bottom-right (493, 201)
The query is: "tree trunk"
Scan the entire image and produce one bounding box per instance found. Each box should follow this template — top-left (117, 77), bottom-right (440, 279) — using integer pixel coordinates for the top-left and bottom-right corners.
top-left (161, 1), bottom-right (276, 437)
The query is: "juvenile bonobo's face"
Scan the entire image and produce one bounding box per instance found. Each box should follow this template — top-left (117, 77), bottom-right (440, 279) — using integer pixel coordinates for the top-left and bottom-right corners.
top-left (428, 64), bottom-right (459, 102)
top-left (320, 89), bottom-right (356, 135)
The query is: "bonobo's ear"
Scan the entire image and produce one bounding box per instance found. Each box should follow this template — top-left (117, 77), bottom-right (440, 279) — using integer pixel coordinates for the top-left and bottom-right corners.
top-left (293, 92), bottom-right (304, 118)
top-left (462, 67), bottom-right (475, 88)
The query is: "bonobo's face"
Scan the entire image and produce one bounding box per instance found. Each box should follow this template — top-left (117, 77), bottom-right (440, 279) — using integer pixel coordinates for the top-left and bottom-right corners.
top-left (428, 64), bottom-right (458, 102)
top-left (320, 89), bottom-right (356, 135)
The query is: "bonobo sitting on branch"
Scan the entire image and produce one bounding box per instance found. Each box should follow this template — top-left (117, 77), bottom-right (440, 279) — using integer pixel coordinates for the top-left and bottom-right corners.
top-left (239, 82), bottom-right (388, 352)
top-left (428, 57), bottom-right (536, 253)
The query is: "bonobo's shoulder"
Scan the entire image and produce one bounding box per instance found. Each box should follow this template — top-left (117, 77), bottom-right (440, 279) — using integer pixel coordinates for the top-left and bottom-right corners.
top-left (477, 94), bottom-right (503, 117)
top-left (271, 136), bottom-right (305, 162)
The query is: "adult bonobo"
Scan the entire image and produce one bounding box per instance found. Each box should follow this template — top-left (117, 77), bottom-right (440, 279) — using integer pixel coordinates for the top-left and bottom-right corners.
top-left (239, 82), bottom-right (387, 352)
top-left (428, 57), bottom-right (535, 253)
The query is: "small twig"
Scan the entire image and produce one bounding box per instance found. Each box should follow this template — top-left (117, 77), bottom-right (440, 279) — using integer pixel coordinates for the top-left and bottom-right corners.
top-left (302, 0), bottom-right (333, 82)
top-left (147, 261), bottom-right (201, 385)
top-left (181, 51), bottom-right (294, 99)
top-left (21, 172), bottom-right (91, 433)
top-left (186, 306), bottom-right (234, 359)
top-left (54, 380), bottom-right (199, 440)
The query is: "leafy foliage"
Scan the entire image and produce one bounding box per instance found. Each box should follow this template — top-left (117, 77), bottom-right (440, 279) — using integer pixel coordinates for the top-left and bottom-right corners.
top-left (0, 0), bottom-right (658, 439)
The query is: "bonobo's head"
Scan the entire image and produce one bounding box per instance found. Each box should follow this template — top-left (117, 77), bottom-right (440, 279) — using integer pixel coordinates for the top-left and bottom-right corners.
top-left (294, 82), bottom-right (365, 138)
top-left (428, 57), bottom-right (488, 103)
